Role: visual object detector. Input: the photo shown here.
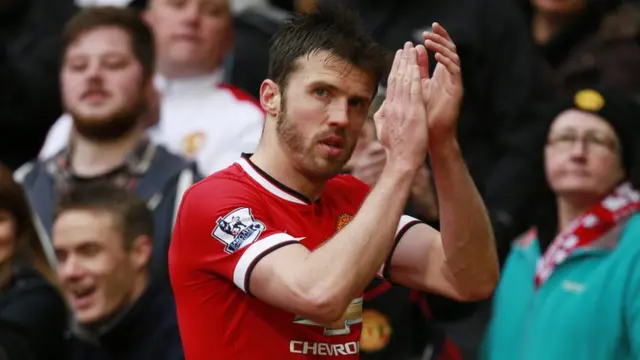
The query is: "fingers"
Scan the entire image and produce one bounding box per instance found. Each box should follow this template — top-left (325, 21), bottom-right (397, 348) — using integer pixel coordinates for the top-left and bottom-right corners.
top-left (396, 42), bottom-right (412, 104)
top-left (422, 23), bottom-right (456, 52)
top-left (416, 44), bottom-right (429, 80)
top-left (422, 22), bottom-right (461, 75)
top-left (385, 50), bottom-right (402, 103)
top-left (408, 47), bottom-right (421, 103)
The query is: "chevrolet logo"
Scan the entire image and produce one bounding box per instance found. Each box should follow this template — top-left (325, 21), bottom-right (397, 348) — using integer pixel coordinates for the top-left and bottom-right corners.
top-left (293, 297), bottom-right (363, 336)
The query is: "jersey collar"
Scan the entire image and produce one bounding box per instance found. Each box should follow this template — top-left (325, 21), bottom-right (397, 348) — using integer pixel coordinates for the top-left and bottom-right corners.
top-left (237, 154), bottom-right (315, 205)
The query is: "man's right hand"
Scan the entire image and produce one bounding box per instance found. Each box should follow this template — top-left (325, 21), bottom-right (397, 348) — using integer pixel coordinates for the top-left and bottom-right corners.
top-left (373, 42), bottom-right (429, 171)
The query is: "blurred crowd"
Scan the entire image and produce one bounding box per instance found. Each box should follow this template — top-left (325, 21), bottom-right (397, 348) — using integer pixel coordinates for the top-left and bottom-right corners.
top-left (1, 0), bottom-right (640, 359)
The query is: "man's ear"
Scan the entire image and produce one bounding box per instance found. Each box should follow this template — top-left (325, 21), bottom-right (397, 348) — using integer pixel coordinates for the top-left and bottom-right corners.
top-left (128, 235), bottom-right (152, 272)
top-left (260, 79), bottom-right (281, 117)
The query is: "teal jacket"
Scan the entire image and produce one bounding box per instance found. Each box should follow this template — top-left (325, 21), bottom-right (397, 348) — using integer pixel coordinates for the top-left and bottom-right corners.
top-left (481, 214), bottom-right (640, 360)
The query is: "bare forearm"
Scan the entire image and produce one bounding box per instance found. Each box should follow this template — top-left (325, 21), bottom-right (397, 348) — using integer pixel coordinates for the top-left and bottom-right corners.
top-left (299, 164), bottom-right (415, 308)
top-left (429, 139), bottom-right (499, 297)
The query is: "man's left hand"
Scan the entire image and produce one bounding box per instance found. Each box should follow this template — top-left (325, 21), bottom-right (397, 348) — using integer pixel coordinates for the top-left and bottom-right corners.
top-left (418, 23), bottom-right (463, 141)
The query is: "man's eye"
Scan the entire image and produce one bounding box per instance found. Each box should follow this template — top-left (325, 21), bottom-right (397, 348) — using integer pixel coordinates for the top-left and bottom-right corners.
top-left (315, 88), bottom-right (328, 97)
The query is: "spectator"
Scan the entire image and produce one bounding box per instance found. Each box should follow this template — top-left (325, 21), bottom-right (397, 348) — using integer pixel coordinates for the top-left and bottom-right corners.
top-left (42, 0), bottom-right (266, 175)
top-left (15, 7), bottom-right (200, 284)
top-left (489, 0), bottom-right (640, 260)
top-left (0, 0), bottom-right (77, 170)
top-left (525, 0), bottom-right (640, 96)
top-left (53, 183), bottom-right (183, 360)
top-left (482, 88), bottom-right (640, 360)
top-left (0, 162), bottom-right (67, 360)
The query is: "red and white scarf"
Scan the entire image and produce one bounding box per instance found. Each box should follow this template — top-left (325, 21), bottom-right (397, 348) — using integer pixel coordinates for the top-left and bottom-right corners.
top-left (535, 182), bottom-right (640, 288)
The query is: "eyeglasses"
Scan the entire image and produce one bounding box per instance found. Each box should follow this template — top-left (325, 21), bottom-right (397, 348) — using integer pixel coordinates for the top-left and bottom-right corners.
top-left (547, 133), bottom-right (619, 153)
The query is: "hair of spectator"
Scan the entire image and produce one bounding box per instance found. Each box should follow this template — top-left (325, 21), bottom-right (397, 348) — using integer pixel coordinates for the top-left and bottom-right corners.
top-left (61, 6), bottom-right (155, 79)
top-left (0, 163), bottom-right (57, 287)
top-left (267, 6), bottom-right (389, 94)
top-left (54, 183), bottom-right (154, 250)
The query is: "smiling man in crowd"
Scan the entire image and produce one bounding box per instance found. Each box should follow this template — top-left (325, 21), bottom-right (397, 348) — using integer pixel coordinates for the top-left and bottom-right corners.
top-left (53, 183), bottom-right (183, 360)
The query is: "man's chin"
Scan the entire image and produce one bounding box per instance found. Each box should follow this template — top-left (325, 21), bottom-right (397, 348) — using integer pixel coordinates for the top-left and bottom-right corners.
top-left (71, 109), bottom-right (141, 142)
top-left (308, 157), bottom-right (349, 180)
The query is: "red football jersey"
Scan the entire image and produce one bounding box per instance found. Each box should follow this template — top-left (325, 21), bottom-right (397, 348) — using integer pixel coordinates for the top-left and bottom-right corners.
top-left (169, 155), bottom-right (421, 360)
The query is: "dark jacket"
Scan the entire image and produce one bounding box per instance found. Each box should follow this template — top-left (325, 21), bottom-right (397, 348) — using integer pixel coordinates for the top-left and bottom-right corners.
top-left (67, 283), bottom-right (183, 360)
top-left (15, 144), bottom-right (201, 285)
top-left (0, 265), bottom-right (67, 360)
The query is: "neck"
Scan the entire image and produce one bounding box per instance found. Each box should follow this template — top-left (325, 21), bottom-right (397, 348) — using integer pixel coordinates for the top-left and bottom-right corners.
top-left (80, 271), bottom-right (148, 336)
top-left (557, 197), bottom-right (592, 231)
top-left (0, 261), bottom-right (11, 290)
top-left (71, 127), bottom-right (144, 178)
top-left (250, 137), bottom-right (326, 202)
top-left (128, 271), bottom-right (147, 306)
top-left (532, 11), bottom-right (572, 45)
top-left (158, 62), bottom-right (218, 80)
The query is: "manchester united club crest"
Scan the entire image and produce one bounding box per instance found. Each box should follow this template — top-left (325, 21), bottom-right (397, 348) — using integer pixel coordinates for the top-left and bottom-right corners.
top-left (181, 131), bottom-right (207, 157)
top-left (360, 309), bottom-right (392, 352)
top-left (336, 213), bottom-right (354, 231)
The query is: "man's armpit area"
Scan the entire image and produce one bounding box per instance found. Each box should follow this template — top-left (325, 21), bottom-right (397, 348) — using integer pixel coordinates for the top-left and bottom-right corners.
top-left (233, 233), bottom-right (304, 294)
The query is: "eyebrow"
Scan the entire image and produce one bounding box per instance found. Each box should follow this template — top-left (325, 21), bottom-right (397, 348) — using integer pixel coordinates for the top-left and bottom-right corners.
top-left (552, 128), bottom-right (615, 137)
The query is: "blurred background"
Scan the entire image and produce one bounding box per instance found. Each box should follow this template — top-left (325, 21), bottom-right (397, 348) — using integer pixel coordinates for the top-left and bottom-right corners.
top-left (1, 0), bottom-right (639, 359)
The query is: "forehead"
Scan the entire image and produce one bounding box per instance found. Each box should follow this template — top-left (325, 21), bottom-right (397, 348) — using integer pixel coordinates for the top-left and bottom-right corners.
top-left (52, 210), bottom-right (118, 248)
top-left (149, 0), bottom-right (229, 10)
top-left (288, 51), bottom-right (376, 98)
top-left (65, 26), bottom-right (133, 57)
top-left (550, 109), bottom-right (617, 136)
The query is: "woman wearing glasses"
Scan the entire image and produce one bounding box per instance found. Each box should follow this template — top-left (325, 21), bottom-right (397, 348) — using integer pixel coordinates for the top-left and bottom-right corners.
top-left (482, 88), bottom-right (640, 360)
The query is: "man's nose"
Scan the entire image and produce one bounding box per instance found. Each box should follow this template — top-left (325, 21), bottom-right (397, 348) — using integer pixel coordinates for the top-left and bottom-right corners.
top-left (327, 99), bottom-right (349, 127)
top-left (569, 138), bottom-right (588, 156)
top-left (58, 256), bottom-right (85, 281)
top-left (568, 138), bottom-right (588, 161)
top-left (180, 1), bottom-right (201, 26)
top-left (84, 61), bottom-right (105, 80)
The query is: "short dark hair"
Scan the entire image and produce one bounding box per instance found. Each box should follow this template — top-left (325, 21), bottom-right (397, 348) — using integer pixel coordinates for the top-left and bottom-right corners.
top-left (268, 6), bottom-right (388, 93)
top-left (54, 183), bottom-right (154, 249)
top-left (62, 6), bottom-right (155, 79)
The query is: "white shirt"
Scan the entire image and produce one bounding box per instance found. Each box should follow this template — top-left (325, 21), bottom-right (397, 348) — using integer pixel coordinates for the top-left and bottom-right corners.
top-left (39, 71), bottom-right (265, 175)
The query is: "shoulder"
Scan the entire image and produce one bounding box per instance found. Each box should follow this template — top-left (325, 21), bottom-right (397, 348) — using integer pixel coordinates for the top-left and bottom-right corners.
top-left (619, 214), bottom-right (640, 247)
top-left (514, 228), bottom-right (538, 249)
top-left (39, 114), bottom-right (73, 160)
top-left (1, 268), bottom-right (66, 329)
top-left (623, 213), bottom-right (640, 232)
top-left (217, 83), bottom-right (265, 118)
top-left (180, 164), bottom-right (264, 214)
top-left (13, 159), bottom-right (49, 190)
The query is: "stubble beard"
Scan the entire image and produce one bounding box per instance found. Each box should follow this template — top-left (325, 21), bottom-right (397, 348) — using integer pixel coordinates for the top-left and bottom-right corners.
top-left (70, 95), bottom-right (146, 143)
top-left (275, 97), bottom-right (354, 180)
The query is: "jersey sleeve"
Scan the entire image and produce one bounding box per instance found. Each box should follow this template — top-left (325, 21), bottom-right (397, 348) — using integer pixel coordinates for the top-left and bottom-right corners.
top-left (170, 176), bottom-right (302, 294)
top-left (338, 175), bottom-right (423, 281)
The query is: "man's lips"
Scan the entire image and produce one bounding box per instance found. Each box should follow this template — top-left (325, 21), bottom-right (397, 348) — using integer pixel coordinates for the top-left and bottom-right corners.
top-left (81, 89), bottom-right (110, 102)
top-left (320, 135), bottom-right (345, 148)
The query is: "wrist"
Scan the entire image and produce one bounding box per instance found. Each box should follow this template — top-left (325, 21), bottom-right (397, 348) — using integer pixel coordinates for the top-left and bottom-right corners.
top-left (428, 136), bottom-right (461, 159)
top-left (378, 164), bottom-right (418, 196)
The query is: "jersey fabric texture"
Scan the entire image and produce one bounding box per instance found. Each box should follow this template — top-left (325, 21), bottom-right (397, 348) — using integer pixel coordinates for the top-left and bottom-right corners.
top-left (170, 155), bottom-right (422, 360)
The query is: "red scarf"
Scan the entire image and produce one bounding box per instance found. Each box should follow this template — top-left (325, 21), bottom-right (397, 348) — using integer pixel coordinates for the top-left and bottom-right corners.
top-left (535, 182), bottom-right (640, 288)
